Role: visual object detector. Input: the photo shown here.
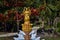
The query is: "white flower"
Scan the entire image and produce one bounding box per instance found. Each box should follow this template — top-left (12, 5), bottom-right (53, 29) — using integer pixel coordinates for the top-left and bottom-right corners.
top-left (35, 37), bottom-right (40, 40)
top-left (19, 30), bottom-right (26, 35)
top-left (31, 33), bottom-right (37, 39)
top-left (29, 30), bottom-right (37, 35)
top-left (17, 34), bottom-right (25, 39)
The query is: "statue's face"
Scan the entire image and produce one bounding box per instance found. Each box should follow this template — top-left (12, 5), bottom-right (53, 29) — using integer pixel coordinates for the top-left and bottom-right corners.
top-left (24, 11), bottom-right (30, 15)
top-left (23, 7), bottom-right (31, 15)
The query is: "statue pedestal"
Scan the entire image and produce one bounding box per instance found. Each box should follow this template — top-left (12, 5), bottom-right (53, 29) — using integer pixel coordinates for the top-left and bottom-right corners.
top-left (24, 31), bottom-right (31, 40)
top-left (13, 30), bottom-right (40, 40)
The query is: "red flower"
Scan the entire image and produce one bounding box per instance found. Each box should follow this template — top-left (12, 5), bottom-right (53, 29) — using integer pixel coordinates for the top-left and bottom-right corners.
top-left (5, 15), bottom-right (9, 21)
top-left (0, 14), bottom-right (4, 20)
top-left (40, 5), bottom-right (45, 11)
top-left (31, 8), bottom-right (39, 16)
top-left (14, 3), bottom-right (17, 7)
top-left (6, 3), bottom-right (10, 7)
top-left (14, 1), bottom-right (24, 7)
top-left (14, 13), bottom-right (24, 20)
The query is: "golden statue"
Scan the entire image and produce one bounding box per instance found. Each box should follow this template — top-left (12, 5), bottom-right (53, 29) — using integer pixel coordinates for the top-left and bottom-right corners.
top-left (22, 7), bottom-right (32, 40)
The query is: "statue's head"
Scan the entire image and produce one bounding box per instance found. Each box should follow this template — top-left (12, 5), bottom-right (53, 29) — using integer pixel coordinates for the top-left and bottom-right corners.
top-left (23, 7), bottom-right (31, 15)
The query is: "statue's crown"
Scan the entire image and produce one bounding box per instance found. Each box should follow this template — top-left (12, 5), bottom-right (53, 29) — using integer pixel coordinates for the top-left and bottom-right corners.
top-left (23, 7), bottom-right (31, 15)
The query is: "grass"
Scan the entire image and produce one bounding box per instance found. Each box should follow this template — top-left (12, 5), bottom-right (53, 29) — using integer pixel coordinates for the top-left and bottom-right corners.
top-left (0, 32), bottom-right (60, 40)
top-left (42, 37), bottom-right (60, 40)
top-left (0, 37), bottom-right (13, 40)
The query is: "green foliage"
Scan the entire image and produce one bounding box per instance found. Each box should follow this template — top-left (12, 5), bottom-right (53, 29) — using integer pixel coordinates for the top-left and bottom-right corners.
top-left (56, 22), bottom-right (60, 32)
top-left (57, 22), bottom-right (60, 28)
top-left (0, 0), bottom-right (60, 30)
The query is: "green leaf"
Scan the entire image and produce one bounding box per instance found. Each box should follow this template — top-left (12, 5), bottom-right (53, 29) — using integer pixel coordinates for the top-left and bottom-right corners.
top-left (48, 4), bottom-right (58, 11)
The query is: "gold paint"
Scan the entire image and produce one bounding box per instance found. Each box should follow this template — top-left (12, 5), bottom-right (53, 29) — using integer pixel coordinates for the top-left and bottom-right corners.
top-left (22, 7), bottom-right (32, 40)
